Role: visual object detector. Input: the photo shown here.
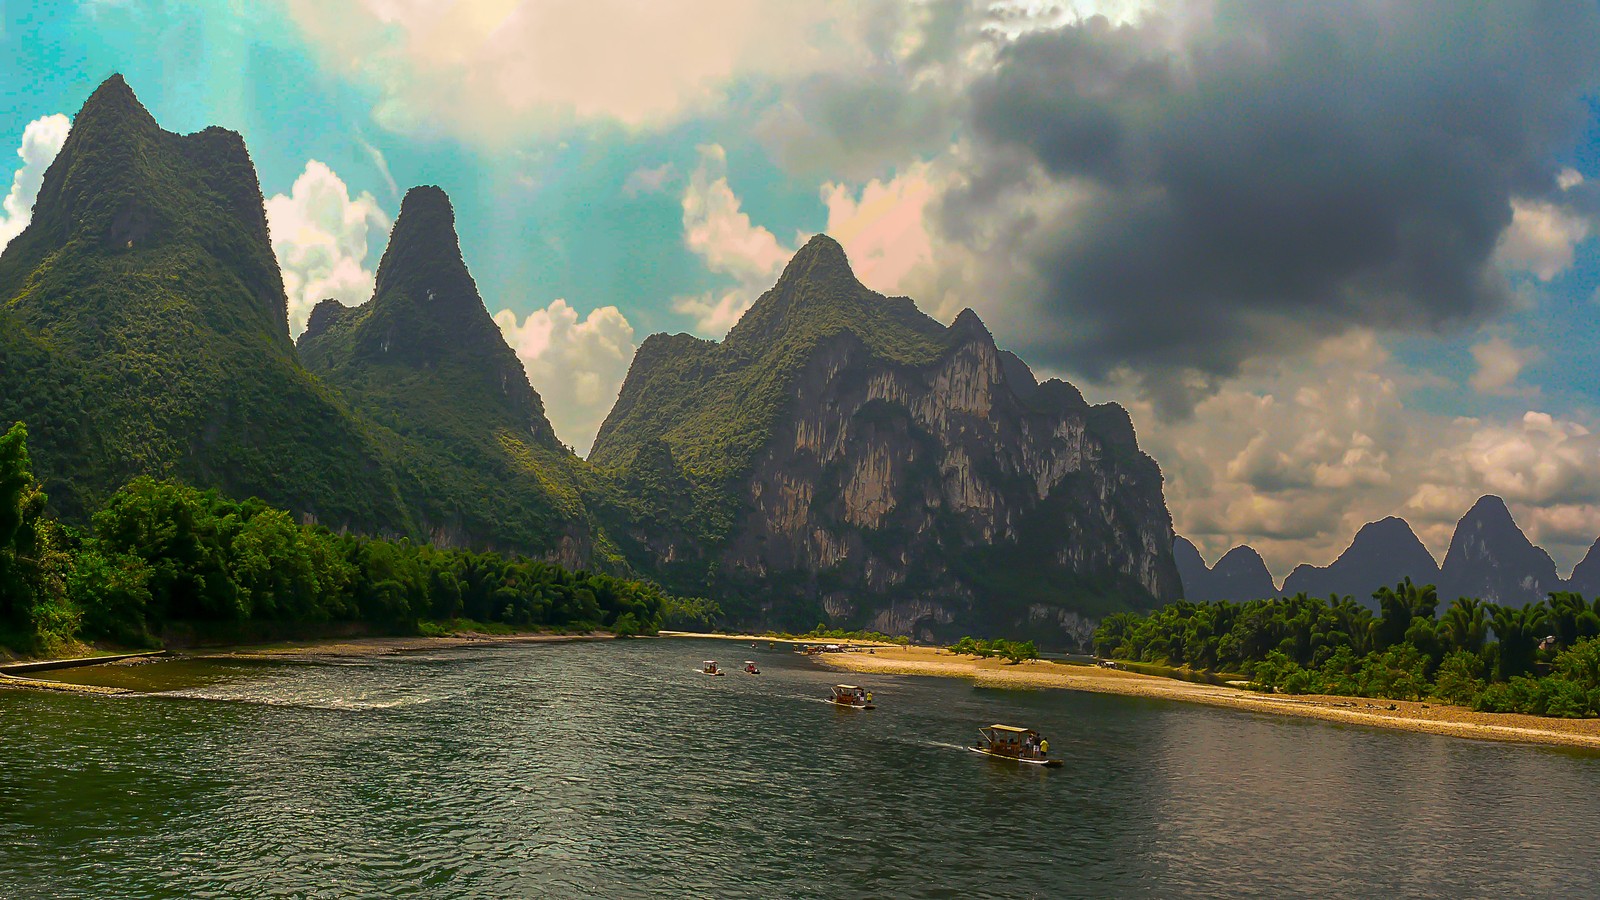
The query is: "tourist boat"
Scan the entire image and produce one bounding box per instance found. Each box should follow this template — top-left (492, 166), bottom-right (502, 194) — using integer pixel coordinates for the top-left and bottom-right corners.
top-left (701, 660), bottom-right (725, 676)
top-left (970, 724), bottom-right (1061, 767)
top-left (744, 661), bottom-right (760, 675)
top-left (828, 684), bottom-right (874, 709)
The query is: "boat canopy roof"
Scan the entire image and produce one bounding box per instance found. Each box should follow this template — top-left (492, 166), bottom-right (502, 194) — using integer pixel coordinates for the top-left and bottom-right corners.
top-left (834, 684), bottom-right (860, 691)
top-left (987, 724), bottom-right (1031, 733)
top-left (703, 660), bottom-right (717, 665)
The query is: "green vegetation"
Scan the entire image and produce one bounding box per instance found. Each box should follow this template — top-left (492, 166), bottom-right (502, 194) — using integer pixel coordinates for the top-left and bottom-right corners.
top-left (1094, 579), bottom-right (1600, 717)
top-left (949, 635), bottom-right (1039, 663)
top-left (762, 625), bottom-right (911, 645)
top-left (297, 187), bottom-right (623, 562)
top-left (0, 423), bottom-right (677, 657)
top-left (0, 75), bottom-right (410, 532)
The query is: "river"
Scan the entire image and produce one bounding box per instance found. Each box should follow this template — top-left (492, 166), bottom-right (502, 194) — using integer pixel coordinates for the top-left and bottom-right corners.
top-left (2, 638), bottom-right (1597, 898)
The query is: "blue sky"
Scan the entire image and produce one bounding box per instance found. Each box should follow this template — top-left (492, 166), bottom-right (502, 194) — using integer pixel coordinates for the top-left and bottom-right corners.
top-left (5, 1), bottom-right (1600, 576)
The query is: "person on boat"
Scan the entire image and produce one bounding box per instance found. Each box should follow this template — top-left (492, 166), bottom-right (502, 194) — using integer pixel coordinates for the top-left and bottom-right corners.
top-left (866, 691), bottom-right (873, 705)
top-left (1039, 738), bottom-right (1049, 756)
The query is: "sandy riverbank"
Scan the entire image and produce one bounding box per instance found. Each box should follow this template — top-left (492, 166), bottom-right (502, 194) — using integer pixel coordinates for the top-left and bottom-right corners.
top-left (814, 645), bottom-right (1600, 751)
top-left (657, 630), bottom-right (895, 647)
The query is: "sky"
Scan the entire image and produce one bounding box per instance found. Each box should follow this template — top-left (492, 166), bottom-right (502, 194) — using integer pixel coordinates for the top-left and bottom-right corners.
top-left (5, 1), bottom-right (1600, 581)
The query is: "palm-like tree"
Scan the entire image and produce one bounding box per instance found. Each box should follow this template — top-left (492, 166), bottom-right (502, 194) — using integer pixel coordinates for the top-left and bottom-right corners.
top-left (1441, 597), bottom-right (1488, 654)
top-left (1548, 591), bottom-right (1590, 648)
top-left (1488, 601), bottom-right (1549, 681)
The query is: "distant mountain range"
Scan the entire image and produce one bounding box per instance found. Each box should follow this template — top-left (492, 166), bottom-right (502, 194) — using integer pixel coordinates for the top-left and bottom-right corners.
top-left (0, 75), bottom-right (1182, 643)
top-left (1179, 495), bottom-right (1594, 608)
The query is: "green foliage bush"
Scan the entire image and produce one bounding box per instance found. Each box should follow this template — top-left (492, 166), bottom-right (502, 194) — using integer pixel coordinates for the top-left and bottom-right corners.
top-left (949, 635), bottom-right (1038, 663)
top-left (1095, 579), bottom-right (1600, 718)
top-left (0, 423), bottom-right (684, 655)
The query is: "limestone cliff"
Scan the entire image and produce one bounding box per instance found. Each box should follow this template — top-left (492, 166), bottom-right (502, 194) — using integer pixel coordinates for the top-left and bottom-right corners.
top-left (592, 235), bottom-right (1181, 644)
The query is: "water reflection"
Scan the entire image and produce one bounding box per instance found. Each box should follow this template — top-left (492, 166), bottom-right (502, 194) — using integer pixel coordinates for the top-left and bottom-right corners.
top-left (2, 639), bottom-right (1598, 898)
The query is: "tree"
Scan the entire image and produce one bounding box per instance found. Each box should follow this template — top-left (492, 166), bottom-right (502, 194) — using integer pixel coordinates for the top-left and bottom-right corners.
top-left (1488, 601), bottom-right (1549, 681)
top-left (1440, 597), bottom-right (1488, 655)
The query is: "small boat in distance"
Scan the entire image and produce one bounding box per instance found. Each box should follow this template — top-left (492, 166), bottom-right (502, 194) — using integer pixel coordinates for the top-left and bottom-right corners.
top-left (744, 661), bottom-right (761, 675)
top-left (970, 724), bottom-right (1061, 767)
top-left (702, 660), bottom-right (725, 676)
top-left (828, 684), bottom-right (874, 709)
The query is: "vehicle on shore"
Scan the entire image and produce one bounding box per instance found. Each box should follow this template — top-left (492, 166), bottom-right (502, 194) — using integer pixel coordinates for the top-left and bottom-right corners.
top-left (828, 684), bottom-right (874, 709)
top-left (744, 661), bottom-right (760, 674)
top-left (970, 724), bottom-right (1060, 767)
top-left (702, 660), bottom-right (725, 676)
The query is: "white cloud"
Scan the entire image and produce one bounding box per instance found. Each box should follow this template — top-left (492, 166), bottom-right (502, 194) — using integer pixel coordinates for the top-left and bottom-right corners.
top-left (355, 134), bottom-right (399, 200)
top-left (1123, 329), bottom-right (1600, 575)
top-left (494, 300), bottom-right (636, 455)
top-left (0, 114), bottom-right (70, 251)
top-left (672, 143), bottom-right (794, 335)
top-left (265, 160), bottom-right (390, 337)
top-left (821, 162), bottom-right (938, 296)
top-left (285, 0), bottom-right (878, 141)
top-left (1495, 169), bottom-right (1591, 280)
top-left (622, 163), bottom-right (676, 198)
top-left (1469, 336), bottom-right (1540, 395)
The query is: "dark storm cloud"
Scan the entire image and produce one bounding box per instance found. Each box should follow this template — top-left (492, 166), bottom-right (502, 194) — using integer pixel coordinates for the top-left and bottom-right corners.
top-left (953, 1), bottom-right (1600, 413)
top-left (756, 0), bottom-right (977, 179)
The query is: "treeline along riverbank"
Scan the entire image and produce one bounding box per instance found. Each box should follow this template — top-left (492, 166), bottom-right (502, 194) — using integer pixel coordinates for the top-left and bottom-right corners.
top-left (0, 422), bottom-right (712, 657)
top-left (1095, 579), bottom-right (1600, 718)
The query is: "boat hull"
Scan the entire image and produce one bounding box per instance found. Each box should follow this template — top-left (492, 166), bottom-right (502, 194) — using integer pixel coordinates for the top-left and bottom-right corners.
top-left (969, 747), bottom-right (1062, 767)
top-left (828, 700), bottom-right (875, 710)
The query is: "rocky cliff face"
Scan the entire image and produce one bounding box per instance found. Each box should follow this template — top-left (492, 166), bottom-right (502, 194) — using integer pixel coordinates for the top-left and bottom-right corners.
top-left (1282, 517), bottom-right (1441, 610)
top-left (1173, 537), bottom-right (1278, 602)
top-left (1567, 539), bottom-right (1600, 598)
top-left (593, 236), bottom-right (1180, 643)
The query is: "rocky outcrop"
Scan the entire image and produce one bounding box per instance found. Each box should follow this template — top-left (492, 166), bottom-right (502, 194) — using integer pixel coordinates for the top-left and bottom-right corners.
top-left (1438, 495), bottom-right (1560, 605)
top-left (1173, 537), bottom-right (1278, 602)
top-left (1282, 517), bottom-right (1441, 610)
top-left (1566, 539), bottom-right (1600, 598)
top-left (593, 235), bottom-right (1180, 643)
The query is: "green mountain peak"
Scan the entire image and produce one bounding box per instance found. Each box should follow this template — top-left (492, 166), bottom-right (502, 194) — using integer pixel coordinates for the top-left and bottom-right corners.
top-left (0, 75), bottom-right (407, 527)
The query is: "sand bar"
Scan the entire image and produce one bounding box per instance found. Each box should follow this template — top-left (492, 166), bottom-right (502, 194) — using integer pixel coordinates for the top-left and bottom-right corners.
top-left (811, 644), bottom-right (1600, 751)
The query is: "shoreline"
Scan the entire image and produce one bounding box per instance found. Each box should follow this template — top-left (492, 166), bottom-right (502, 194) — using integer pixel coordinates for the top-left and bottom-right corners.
top-left (812, 645), bottom-right (1600, 751)
top-left (192, 630), bottom-right (615, 661)
top-left (0, 631), bottom-right (615, 694)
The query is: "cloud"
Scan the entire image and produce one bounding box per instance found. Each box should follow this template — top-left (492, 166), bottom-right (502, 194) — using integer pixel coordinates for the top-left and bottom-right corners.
top-left (494, 300), bottom-right (636, 455)
top-left (1469, 337), bottom-right (1540, 396)
top-left (1495, 169), bottom-right (1592, 280)
top-left (285, 0), bottom-right (883, 141)
top-left (0, 114), bottom-right (70, 251)
top-left (925, 2), bottom-right (1600, 415)
top-left (622, 163), bottom-right (676, 198)
top-left (265, 160), bottom-right (390, 337)
top-left (355, 133), bottom-right (400, 200)
top-left (821, 162), bottom-right (938, 295)
top-left (672, 144), bottom-right (793, 335)
top-left (674, 145), bottom-right (948, 333)
top-left (1130, 329), bottom-right (1600, 576)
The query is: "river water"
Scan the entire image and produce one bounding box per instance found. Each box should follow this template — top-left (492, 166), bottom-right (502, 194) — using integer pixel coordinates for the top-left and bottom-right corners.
top-left (2, 638), bottom-right (1598, 898)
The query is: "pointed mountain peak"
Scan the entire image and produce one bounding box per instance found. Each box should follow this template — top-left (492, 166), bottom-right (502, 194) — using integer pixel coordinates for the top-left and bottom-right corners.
top-left (1461, 494), bottom-right (1513, 523)
top-left (75, 73), bottom-right (158, 133)
top-left (1351, 516), bottom-right (1423, 545)
top-left (371, 184), bottom-right (472, 304)
top-left (788, 232), bottom-right (851, 272)
top-left (949, 307), bottom-right (993, 341)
